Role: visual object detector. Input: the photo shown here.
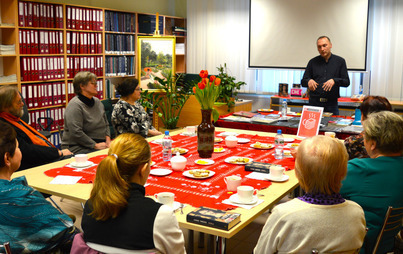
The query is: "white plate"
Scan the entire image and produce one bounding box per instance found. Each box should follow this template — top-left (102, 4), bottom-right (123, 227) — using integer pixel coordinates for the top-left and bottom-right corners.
top-left (258, 108), bottom-right (273, 112)
top-left (195, 159), bottom-right (215, 165)
top-left (150, 168), bottom-right (172, 176)
top-left (224, 156), bottom-right (253, 165)
top-left (171, 148), bottom-right (189, 155)
top-left (181, 132), bottom-right (197, 137)
top-left (283, 150), bottom-right (293, 157)
top-left (69, 161), bottom-right (94, 168)
top-left (285, 143), bottom-right (300, 148)
top-left (250, 143), bottom-right (274, 150)
top-left (218, 132), bottom-right (239, 137)
top-left (284, 138), bottom-right (295, 143)
top-left (214, 147), bottom-right (226, 153)
top-left (151, 139), bottom-right (164, 145)
top-left (215, 137), bottom-right (223, 143)
top-left (265, 174), bottom-right (289, 182)
top-left (229, 194), bottom-right (258, 205)
top-left (238, 138), bottom-right (251, 144)
top-left (183, 169), bottom-right (215, 179)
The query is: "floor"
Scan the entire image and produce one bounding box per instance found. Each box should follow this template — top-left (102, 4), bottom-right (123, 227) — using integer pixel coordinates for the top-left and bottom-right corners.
top-left (49, 195), bottom-right (290, 254)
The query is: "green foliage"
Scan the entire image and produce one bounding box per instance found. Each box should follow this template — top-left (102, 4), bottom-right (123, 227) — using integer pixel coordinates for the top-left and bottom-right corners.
top-left (140, 71), bottom-right (191, 129)
top-left (216, 63), bottom-right (246, 111)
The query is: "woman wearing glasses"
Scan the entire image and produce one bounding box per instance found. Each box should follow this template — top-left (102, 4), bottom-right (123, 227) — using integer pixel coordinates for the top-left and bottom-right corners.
top-left (112, 78), bottom-right (161, 138)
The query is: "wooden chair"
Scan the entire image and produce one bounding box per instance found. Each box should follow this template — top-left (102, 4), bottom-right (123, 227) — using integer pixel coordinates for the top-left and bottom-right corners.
top-left (0, 242), bottom-right (12, 254)
top-left (372, 206), bottom-right (403, 254)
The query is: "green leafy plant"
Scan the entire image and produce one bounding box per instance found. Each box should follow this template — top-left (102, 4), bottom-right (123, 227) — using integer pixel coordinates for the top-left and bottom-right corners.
top-left (140, 71), bottom-right (191, 129)
top-left (216, 63), bottom-right (246, 111)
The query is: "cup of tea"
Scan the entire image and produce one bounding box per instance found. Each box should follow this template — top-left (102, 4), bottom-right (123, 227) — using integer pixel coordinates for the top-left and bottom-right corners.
top-left (237, 185), bottom-right (257, 203)
top-left (270, 165), bottom-right (285, 180)
top-left (224, 175), bottom-right (242, 192)
top-left (225, 135), bottom-right (238, 148)
top-left (154, 192), bottom-right (175, 207)
top-left (325, 132), bottom-right (336, 138)
top-left (74, 154), bottom-right (88, 166)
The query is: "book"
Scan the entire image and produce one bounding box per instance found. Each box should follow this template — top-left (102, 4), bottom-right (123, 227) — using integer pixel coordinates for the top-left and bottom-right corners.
top-left (244, 161), bottom-right (282, 173)
top-left (232, 111), bottom-right (257, 118)
top-left (186, 207), bottom-right (241, 231)
top-left (278, 83), bottom-right (289, 97)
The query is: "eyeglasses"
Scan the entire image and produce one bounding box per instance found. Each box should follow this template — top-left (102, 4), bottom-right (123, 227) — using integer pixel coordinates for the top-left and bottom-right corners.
top-left (135, 88), bottom-right (143, 92)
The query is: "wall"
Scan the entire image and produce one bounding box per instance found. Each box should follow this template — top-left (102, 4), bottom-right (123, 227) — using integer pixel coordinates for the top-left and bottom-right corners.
top-left (38, 0), bottom-right (187, 17)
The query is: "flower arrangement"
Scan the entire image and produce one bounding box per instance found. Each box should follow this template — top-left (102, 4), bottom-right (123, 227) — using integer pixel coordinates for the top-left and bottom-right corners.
top-left (193, 70), bottom-right (222, 122)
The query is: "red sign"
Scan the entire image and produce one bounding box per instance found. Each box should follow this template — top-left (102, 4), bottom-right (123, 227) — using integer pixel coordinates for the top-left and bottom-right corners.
top-left (297, 106), bottom-right (324, 138)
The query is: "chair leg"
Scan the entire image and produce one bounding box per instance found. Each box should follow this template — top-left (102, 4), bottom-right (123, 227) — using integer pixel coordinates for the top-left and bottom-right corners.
top-left (48, 196), bottom-right (65, 214)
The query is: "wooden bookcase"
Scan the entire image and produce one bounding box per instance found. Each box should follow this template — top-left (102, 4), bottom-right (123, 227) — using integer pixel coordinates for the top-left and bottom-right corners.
top-left (0, 0), bottom-right (186, 146)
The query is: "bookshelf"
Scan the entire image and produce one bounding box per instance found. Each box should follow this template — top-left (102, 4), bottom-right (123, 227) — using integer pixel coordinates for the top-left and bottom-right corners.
top-left (1, 0), bottom-right (186, 144)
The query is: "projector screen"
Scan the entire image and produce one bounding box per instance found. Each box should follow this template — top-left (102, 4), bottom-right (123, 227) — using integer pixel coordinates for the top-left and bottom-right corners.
top-left (249, 0), bottom-right (369, 71)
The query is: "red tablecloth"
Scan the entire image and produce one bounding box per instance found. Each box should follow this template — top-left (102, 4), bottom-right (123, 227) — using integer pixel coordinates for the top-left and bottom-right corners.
top-left (45, 132), bottom-right (298, 210)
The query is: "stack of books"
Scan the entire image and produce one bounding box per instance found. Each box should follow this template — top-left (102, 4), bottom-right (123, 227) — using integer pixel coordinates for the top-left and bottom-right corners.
top-left (0, 74), bottom-right (17, 83)
top-left (0, 44), bottom-right (15, 55)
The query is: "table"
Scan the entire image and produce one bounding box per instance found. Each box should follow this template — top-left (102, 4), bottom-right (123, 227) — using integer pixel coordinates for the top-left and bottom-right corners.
top-left (12, 127), bottom-right (300, 253)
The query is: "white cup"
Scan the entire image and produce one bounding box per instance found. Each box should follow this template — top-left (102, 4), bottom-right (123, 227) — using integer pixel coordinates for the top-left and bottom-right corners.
top-left (225, 136), bottom-right (238, 148)
top-left (74, 154), bottom-right (88, 165)
top-left (224, 175), bottom-right (242, 192)
top-left (270, 166), bottom-right (285, 180)
top-left (185, 126), bottom-right (196, 135)
top-left (154, 192), bottom-right (175, 207)
top-left (325, 132), bottom-right (336, 138)
top-left (237, 185), bottom-right (257, 203)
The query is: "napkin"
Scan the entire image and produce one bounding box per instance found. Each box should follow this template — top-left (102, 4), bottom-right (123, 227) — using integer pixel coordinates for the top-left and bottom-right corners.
top-left (222, 198), bottom-right (264, 209)
top-left (245, 172), bottom-right (270, 181)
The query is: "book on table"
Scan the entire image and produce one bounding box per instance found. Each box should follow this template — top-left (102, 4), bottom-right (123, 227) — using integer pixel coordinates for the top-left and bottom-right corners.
top-left (245, 161), bottom-right (282, 174)
top-left (186, 206), bottom-right (241, 231)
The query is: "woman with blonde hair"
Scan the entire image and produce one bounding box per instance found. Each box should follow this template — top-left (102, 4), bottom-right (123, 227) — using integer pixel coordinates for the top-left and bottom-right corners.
top-left (341, 111), bottom-right (403, 254)
top-left (79, 133), bottom-right (185, 254)
top-left (254, 135), bottom-right (366, 253)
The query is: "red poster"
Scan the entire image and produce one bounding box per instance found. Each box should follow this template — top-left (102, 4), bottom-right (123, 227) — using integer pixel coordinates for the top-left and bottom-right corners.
top-left (297, 106), bottom-right (324, 138)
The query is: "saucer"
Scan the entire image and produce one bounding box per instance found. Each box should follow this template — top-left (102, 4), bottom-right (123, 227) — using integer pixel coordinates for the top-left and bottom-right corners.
top-left (229, 194), bottom-right (258, 205)
top-left (284, 138), bottom-right (295, 143)
top-left (237, 138), bottom-right (250, 144)
top-left (195, 159), bottom-right (215, 165)
top-left (265, 174), bottom-right (289, 182)
top-left (150, 168), bottom-right (172, 176)
top-left (218, 132), bottom-right (239, 137)
top-left (69, 161), bottom-right (94, 168)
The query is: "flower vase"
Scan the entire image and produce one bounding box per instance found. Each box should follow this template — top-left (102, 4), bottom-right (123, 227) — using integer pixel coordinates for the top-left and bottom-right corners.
top-left (197, 109), bottom-right (215, 158)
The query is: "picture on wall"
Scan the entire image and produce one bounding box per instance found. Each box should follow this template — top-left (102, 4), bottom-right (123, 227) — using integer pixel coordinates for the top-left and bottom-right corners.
top-left (137, 36), bottom-right (176, 90)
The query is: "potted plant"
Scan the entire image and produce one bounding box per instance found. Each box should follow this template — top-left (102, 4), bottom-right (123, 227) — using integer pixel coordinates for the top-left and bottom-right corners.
top-left (216, 63), bottom-right (246, 111)
top-left (140, 71), bottom-right (192, 130)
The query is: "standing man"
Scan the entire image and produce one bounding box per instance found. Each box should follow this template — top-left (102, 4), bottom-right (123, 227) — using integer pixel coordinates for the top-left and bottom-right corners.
top-left (301, 36), bottom-right (350, 115)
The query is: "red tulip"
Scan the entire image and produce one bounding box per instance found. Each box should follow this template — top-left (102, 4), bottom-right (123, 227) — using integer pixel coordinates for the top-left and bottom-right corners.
top-left (209, 75), bottom-right (216, 82)
top-left (215, 77), bottom-right (221, 86)
top-left (198, 82), bottom-right (205, 90)
top-left (202, 78), bottom-right (207, 84)
top-left (193, 87), bottom-right (196, 93)
top-left (199, 70), bottom-right (208, 79)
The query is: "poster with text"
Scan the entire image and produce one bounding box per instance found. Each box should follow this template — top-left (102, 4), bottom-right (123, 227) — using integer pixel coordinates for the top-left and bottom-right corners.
top-left (297, 106), bottom-right (324, 138)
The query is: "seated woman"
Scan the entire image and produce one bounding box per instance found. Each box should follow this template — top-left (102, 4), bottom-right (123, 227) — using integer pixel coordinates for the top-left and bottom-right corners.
top-left (112, 78), bottom-right (161, 138)
top-left (254, 135), bottom-right (366, 254)
top-left (341, 111), bottom-right (403, 254)
top-left (344, 95), bottom-right (392, 159)
top-left (80, 133), bottom-right (185, 254)
top-left (62, 72), bottom-right (110, 154)
top-left (0, 122), bottom-right (77, 253)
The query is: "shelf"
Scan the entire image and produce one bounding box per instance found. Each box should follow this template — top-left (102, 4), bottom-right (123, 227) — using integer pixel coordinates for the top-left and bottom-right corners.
top-left (105, 75), bottom-right (136, 78)
top-left (20, 54), bottom-right (63, 57)
top-left (0, 25), bottom-right (16, 28)
top-left (0, 81), bottom-right (18, 85)
top-left (21, 79), bottom-right (65, 84)
top-left (0, 54), bottom-right (17, 57)
top-left (19, 26), bottom-right (64, 31)
top-left (66, 29), bottom-right (102, 33)
top-left (28, 104), bottom-right (66, 111)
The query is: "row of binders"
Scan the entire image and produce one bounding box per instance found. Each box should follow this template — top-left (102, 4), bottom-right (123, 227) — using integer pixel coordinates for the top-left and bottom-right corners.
top-left (28, 107), bottom-right (64, 132)
top-left (67, 79), bottom-right (104, 101)
top-left (66, 31), bottom-right (103, 54)
top-left (66, 6), bottom-right (103, 31)
top-left (66, 56), bottom-right (103, 78)
top-left (21, 57), bottom-right (64, 81)
top-left (18, 1), bottom-right (63, 28)
top-left (19, 30), bottom-right (64, 54)
top-left (105, 34), bottom-right (135, 54)
top-left (105, 56), bottom-right (135, 77)
top-left (21, 82), bottom-right (65, 109)
top-left (105, 11), bottom-right (136, 33)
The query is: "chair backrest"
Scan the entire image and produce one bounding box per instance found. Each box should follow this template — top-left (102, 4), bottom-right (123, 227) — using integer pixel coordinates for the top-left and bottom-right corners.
top-left (101, 98), bottom-right (116, 139)
top-left (372, 206), bottom-right (403, 254)
top-left (0, 242), bottom-right (12, 254)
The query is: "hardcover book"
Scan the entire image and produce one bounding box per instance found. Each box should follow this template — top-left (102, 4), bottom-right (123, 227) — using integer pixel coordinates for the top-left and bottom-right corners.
top-left (244, 161), bottom-right (281, 173)
top-left (186, 207), bottom-right (241, 231)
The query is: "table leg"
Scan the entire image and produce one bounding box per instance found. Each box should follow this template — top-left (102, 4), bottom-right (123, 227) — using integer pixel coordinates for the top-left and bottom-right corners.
top-left (198, 232), bottom-right (205, 248)
top-left (187, 229), bottom-right (194, 254)
top-left (215, 236), bottom-right (226, 254)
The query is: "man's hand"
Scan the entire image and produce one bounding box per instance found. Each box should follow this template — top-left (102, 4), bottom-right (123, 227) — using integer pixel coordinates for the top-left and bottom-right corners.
top-left (59, 149), bottom-right (73, 157)
top-left (323, 79), bottom-right (335, 92)
top-left (308, 79), bottom-right (318, 91)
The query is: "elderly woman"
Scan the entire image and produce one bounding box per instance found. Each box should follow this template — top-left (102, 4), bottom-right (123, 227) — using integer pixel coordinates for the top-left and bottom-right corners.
top-left (112, 78), bottom-right (161, 138)
top-left (341, 111), bottom-right (403, 254)
top-left (77, 133), bottom-right (185, 254)
top-left (344, 95), bottom-right (392, 159)
top-left (254, 135), bottom-right (366, 253)
top-left (62, 72), bottom-right (110, 154)
top-left (0, 122), bottom-right (77, 253)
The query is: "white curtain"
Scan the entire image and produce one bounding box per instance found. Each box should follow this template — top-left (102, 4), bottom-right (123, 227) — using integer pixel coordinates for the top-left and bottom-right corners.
top-left (187, 0), bottom-right (403, 100)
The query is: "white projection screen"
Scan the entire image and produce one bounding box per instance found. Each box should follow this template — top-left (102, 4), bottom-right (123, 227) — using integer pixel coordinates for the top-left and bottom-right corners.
top-left (249, 0), bottom-right (369, 71)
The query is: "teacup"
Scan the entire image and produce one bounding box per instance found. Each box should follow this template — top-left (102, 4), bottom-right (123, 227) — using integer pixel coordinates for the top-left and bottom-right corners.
top-left (237, 185), bottom-right (257, 203)
top-left (74, 154), bottom-right (88, 165)
top-left (185, 126), bottom-right (196, 135)
top-left (154, 192), bottom-right (175, 207)
top-left (325, 132), bottom-right (336, 138)
top-left (225, 136), bottom-right (238, 148)
top-left (270, 165), bottom-right (285, 180)
top-left (224, 175), bottom-right (242, 192)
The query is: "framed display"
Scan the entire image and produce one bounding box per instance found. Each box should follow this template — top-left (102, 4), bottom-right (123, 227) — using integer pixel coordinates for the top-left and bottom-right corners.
top-left (137, 36), bottom-right (176, 90)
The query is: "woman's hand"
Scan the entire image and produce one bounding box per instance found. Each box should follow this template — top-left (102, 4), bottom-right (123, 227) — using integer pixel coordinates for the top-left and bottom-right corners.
top-left (149, 130), bottom-right (162, 136)
top-left (94, 142), bottom-right (107, 150)
top-left (105, 136), bottom-right (111, 148)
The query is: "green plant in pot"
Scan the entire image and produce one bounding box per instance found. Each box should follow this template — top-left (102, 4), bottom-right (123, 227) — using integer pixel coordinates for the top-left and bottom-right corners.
top-left (140, 71), bottom-right (191, 130)
top-left (216, 63), bottom-right (246, 111)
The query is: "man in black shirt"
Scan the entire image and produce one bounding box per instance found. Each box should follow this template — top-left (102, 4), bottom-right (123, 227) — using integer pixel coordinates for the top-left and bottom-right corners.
top-left (301, 36), bottom-right (350, 115)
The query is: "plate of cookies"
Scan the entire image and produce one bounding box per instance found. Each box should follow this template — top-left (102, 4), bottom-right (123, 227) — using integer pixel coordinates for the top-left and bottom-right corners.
top-left (224, 156), bottom-right (253, 165)
top-left (183, 169), bottom-right (215, 179)
top-left (171, 147), bottom-right (189, 155)
top-left (250, 142), bottom-right (274, 150)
